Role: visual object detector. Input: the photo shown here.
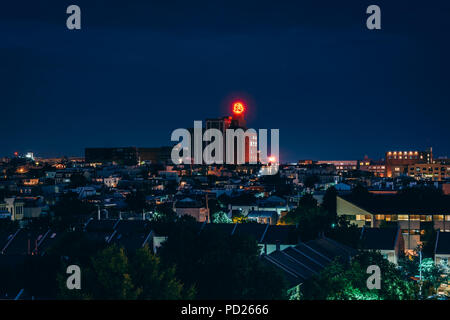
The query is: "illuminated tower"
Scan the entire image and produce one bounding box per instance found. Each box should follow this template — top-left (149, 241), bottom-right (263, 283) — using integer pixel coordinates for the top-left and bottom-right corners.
top-left (229, 101), bottom-right (257, 164)
top-left (230, 101), bottom-right (247, 128)
top-left (205, 100), bottom-right (257, 165)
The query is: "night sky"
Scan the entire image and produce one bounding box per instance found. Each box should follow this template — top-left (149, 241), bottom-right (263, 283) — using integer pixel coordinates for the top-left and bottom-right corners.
top-left (1, 0), bottom-right (449, 162)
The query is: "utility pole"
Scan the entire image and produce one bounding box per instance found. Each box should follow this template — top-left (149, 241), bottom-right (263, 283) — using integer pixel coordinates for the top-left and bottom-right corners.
top-left (408, 215), bottom-right (411, 250)
top-left (205, 193), bottom-right (210, 223)
top-left (419, 249), bottom-right (423, 299)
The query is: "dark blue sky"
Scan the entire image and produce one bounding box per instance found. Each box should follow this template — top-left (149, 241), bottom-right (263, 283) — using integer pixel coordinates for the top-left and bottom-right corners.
top-left (1, 0), bottom-right (449, 162)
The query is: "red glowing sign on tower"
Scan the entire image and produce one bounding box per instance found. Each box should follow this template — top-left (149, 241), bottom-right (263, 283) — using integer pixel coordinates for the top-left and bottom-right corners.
top-left (232, 101), bottom-right (245, 115)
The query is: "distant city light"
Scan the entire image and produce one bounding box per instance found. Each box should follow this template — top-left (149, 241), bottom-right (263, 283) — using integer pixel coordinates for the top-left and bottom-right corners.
top-left (17, 167), bottom-right (26, 174)
top-left (268, 156), bottom-right (276, 163)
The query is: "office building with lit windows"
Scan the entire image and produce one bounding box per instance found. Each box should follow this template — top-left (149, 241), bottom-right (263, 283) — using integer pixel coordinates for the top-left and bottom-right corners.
top-left (385, 148), bottom-right (433, 177)
top-left (358, 157), bottom-right (386, 177)
top-left (408, 163), bottom-right (450, 181)
top-left (316, 160), bottom-right (358, 174)
top-left (337, 194), bottom-right (450, 251)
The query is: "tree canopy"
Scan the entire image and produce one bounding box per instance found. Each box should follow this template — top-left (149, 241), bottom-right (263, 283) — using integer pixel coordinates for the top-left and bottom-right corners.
top-left (212, 211), bottom-right (232, 223)
top-left (58, 245), bottom-right (192, 300)
top-left (158, 221), bottom-right (288, 299)
top-left (52, 192), bottom-right (95, 230)
top-left (301, 251), bottom-right (417, 300)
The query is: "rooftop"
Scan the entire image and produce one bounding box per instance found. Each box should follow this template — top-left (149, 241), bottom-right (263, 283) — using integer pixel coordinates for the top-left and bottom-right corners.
top-left (360, 227), bottom-right (400, 251)
top-left (339, 193), bottom-right (450, 214)
top-left (435, 231), bottom-right (450, 254)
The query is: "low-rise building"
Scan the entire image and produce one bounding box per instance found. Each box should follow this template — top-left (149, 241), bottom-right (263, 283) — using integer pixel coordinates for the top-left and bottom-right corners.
top-left (360, 227), bottom-right (404, 264)
top-left (316, 160), bottom-right (358, 174)
top-left (337, 194), bottom-right (450, 251)
top-left (175, 197), bottom-right (210, 222)
top-left (435, 231), bottom-right (450, 273)
top-left (263, 237), bottom-right (357, 295)
top-left (0, 198), bottom-right (24, 221)
top-left (247, 210), bottom-right (278, 225)
top-left (385, 149), bottom-right (433, 178)
top-left (359, 158), bottom-right (385, 177)
top-left (407, 163), bottom-right (450, 182)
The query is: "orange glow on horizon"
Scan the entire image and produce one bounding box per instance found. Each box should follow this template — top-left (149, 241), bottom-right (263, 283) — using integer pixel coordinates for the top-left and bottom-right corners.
top-left (232, 101), bottom-right (245, 115)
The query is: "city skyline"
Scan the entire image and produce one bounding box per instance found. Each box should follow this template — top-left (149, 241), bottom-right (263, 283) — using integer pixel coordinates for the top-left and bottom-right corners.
top-left (1, 1), bottom-right (450, 161)
top-left (1, 0), bottom-right (450, 304)
top-left (2, 137), bottom-right (448, 163)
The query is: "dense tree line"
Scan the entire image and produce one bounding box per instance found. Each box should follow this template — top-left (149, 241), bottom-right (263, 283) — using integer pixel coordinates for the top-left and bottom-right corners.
top-left (51, 218), bottom-right (288, 299)
top-left (158, 220), bottom-right (288, 299)
top-left (301, 251), bottom-right (417, 300)
top-left (58, 245), bottom-right (193, 300)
